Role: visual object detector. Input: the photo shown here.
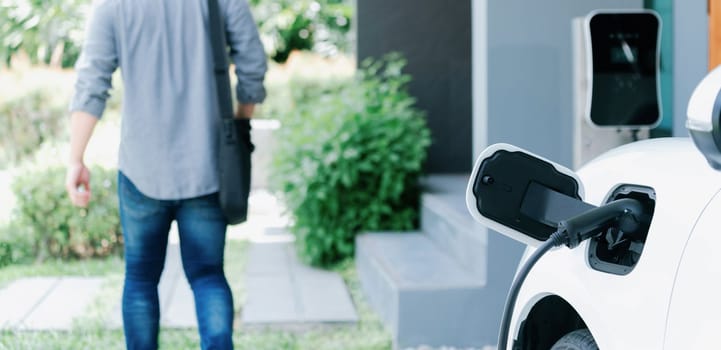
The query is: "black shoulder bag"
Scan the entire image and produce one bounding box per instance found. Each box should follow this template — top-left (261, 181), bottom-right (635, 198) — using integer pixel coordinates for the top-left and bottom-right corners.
top-left (208, 0), bottom-right (254, 224)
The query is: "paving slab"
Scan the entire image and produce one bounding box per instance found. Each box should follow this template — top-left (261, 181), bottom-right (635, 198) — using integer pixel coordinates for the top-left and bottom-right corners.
top-left (159, 243), bottom-right (184, 317)
top-left (241, 241), bottom-right (358, 325)
top-left (0, 277), bottom-right (60, 329)
top-left (294, 264), bottom-right (358, 322)
top-left (0, 277), bottom-right (103, 330)
top-left (163, 276), bottom-right (197, 328)
top-left (245, 240), bottom-right (291, 275)
top-left (107, 300), bottom-right (123, 329)
top-left (242, 275), bottom-right (297, 323)
top-left (22, 277), bottom-right (103, 330)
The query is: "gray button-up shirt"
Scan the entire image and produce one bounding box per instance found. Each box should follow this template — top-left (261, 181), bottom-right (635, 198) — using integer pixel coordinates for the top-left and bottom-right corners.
top-left (70, 0), bottom-right (267, 200)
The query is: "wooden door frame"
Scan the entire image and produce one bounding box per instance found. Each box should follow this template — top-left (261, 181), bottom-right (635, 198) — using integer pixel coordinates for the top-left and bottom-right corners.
top-left (710, 0), bottom-right (721, 69)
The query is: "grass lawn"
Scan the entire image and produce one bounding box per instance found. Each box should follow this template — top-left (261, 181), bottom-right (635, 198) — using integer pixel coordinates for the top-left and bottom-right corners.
top-left (0, 240), bottom-right (392, 350)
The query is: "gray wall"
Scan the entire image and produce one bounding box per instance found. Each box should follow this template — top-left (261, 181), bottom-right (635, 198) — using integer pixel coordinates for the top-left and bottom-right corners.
top-left (672, 0), bottom-right (708, 136)
top-left (357, 0), bottom-right (472, 173)
top-left (474, 0), bottom-right (643, 169)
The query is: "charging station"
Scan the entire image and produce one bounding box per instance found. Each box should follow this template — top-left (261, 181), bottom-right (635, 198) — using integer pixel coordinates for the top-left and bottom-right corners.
top-left (572, 10), bottom-right (661, 168)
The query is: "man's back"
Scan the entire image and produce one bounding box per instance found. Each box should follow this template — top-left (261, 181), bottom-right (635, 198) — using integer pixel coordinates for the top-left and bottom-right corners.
top-left (71, 0), bottom-right (267, 200)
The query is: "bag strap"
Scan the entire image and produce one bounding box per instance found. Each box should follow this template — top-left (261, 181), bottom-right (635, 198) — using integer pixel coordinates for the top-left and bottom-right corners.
top-left (207, 0), bottom-right (235, 123)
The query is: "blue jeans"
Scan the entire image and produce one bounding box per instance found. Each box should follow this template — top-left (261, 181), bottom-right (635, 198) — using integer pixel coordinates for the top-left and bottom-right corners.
top-left (118, 172), bottom-right (233, 350)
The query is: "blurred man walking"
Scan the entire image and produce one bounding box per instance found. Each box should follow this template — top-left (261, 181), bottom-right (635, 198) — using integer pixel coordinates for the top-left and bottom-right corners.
top-left (66, 0), bottom-right (267, 349)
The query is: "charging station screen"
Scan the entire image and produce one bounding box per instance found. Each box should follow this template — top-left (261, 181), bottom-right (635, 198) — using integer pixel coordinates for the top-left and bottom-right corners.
top-left (588, 13), bottom-right (660, 127)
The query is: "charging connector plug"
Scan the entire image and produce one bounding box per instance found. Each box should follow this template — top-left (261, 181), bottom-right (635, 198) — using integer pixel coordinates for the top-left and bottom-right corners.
top-left (558, 198), bottom-right (643, 248)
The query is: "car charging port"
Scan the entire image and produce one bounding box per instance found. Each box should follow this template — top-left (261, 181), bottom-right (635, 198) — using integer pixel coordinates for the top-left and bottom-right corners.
top-left (588, 185), bottom-right (656, 275)
top-left (497, 190), bottom-right (646, 349)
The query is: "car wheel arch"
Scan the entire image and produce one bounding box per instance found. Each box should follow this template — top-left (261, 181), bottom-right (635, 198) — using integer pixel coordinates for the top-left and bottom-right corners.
top-left (515, 295), bottom-right (591, 350)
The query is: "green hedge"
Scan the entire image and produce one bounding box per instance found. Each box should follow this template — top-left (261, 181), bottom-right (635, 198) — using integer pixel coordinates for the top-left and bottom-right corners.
top-left (4, 166), bottom-right (122, 262)
top-left (272, 54), bottom-right (431, 266)
top-left (0, 90), bottom-right (68, 169)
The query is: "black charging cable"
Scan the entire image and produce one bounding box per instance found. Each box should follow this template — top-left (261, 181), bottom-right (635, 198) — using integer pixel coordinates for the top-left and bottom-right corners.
top-left (496, 198), bottom-right (643, 349)
top-left (496, 230), bottom-right (567, 350)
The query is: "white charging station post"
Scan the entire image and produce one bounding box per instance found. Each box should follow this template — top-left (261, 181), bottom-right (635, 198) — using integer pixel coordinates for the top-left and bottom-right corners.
top-left (572, 10), bottom-right (662, 169)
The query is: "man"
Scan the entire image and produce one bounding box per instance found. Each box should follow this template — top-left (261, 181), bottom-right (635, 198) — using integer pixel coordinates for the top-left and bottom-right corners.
top-left (66, 0), bottom-right (267, 349)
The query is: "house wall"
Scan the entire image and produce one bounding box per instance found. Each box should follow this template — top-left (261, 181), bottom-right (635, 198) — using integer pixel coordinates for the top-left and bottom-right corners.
top-left (672, 0), bottom-right (708, 136)
top-left (357, 0), bottom-right (472, 173)
top-left (472, 0), bottom-right (643, 168)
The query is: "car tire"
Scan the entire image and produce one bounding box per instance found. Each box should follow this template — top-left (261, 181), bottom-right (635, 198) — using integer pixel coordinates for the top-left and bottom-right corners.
top-left (550, 329), bottom-right (598, 350)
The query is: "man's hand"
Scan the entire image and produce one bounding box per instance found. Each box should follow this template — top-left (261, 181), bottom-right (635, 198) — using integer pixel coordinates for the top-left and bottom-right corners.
top-left (66, 162), bottom-right (91, 207)
top-left (236, 103), bottom-right (255, 119)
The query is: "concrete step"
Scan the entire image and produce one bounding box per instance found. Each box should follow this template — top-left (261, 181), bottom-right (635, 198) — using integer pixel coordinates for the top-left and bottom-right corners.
top-left (355, 175), bottom-right (526, 348)
top-left (421, 174), bottom-right (488, 280)
top-left (355, 232), bottom-right (487, 349)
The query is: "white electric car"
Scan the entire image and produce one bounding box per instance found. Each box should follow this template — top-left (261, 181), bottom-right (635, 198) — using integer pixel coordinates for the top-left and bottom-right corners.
top-left (466, 68), bottom-right (721, 349)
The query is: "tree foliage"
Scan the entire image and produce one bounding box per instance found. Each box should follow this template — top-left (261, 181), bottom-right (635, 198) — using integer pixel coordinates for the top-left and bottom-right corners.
top-left (0, 0), bottom-right (90, 67)
top-left (250, 0), bottom-right (353, 63)
top-left (0, 0), bottom-right (353, 67)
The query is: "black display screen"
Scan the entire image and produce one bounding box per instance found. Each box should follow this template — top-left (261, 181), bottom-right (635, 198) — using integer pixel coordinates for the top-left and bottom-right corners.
top-left (588, 12), bottom-right (660, 127)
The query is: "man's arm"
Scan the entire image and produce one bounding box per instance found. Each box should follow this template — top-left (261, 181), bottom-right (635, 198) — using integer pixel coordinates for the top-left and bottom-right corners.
top-left (224, 0), bottom-right (268, 113)
top-left (66, 0), bottom-right (118, 207)
top-left (66, 111), bottom-right (98, 207)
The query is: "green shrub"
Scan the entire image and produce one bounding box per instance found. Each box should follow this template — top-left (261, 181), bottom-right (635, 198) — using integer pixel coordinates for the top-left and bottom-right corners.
top-left (0, 222), bottom-right (36, 266)
top-left (10, 166), bottom-right (122, 261)
top-left (272, 54), bottom-right (431, 266)
top-left (0, 90), bottom-right (68, 169)
top-left (0, 241), bottom-right (11, 268)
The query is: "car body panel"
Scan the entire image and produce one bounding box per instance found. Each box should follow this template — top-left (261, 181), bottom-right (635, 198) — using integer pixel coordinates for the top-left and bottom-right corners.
top-left (663, 190), bottom-right (721, 348)
top-left (508, 138), bottom-right (721, 349)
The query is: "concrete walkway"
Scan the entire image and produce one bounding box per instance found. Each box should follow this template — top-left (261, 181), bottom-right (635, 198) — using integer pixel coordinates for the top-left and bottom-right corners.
top-left (0, 277), bottom-right (103, 330)
top-left (0, 190), bottom-right (358, 331)
top-left (242, 239), bottom-right (358, 325)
